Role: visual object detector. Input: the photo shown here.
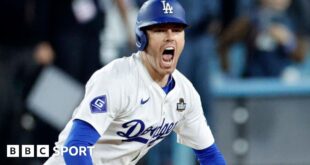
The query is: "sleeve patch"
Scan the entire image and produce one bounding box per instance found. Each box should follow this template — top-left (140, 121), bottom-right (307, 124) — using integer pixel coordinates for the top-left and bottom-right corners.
top-left (90, 95), bottom-right (107, 113)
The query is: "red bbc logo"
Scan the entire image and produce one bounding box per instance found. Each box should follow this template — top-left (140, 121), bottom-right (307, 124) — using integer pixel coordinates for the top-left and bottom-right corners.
top-left (7, 145), bottom-right (50, 158)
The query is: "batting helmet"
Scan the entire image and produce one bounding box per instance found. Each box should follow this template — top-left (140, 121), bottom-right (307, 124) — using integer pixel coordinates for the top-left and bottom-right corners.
top-left (135, 0), bottom-right (188, 51)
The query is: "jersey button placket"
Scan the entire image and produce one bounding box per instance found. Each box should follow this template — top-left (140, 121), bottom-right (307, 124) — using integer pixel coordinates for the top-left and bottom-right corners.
top-left (161, 99), bottom-right (168, 117)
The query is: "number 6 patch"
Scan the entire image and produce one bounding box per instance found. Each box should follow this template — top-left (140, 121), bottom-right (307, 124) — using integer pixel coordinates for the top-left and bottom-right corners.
top-left (90, 95), bottom-right (107, 113)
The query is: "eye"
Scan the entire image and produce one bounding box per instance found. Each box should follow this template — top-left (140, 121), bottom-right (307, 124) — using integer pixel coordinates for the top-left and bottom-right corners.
top-left (172, 27), bottom-right (184, 32)
top-left (153, 28), bottom-right (166, 33)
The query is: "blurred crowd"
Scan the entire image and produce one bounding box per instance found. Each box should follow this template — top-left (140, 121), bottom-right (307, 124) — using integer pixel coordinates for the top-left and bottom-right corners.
top-left (1, 0), bottom-right (310, 164)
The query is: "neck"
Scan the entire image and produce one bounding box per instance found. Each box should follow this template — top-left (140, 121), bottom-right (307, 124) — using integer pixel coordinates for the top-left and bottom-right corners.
top-left (141, 51), bottom-right (170, 87)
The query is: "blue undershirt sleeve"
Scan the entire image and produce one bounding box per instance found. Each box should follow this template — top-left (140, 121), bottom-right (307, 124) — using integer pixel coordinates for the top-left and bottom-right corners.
top-left (193, 143), bottom-right (226, 165)
top-left (63, 119), bottom-right (101, 165)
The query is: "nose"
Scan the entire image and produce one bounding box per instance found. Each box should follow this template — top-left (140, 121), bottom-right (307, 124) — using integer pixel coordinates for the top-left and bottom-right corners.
top-left (165, 29), bottom-right (175, 41)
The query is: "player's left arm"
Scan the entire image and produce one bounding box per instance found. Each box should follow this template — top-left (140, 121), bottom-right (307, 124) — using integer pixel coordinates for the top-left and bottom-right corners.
top-left (174, 86), bottom-right (226, 165)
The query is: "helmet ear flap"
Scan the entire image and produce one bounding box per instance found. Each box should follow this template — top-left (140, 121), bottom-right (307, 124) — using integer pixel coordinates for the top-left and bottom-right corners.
top-left (136, 28), bottom-right (147, 51)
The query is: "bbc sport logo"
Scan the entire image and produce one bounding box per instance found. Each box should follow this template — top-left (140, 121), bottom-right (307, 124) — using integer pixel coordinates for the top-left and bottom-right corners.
top-left (7, 145), bottom-right (94, 158)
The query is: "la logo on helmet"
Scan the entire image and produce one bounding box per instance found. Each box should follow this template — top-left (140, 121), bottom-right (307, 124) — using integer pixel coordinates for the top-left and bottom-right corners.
top-left (161, 0), bottom-right (173, 14)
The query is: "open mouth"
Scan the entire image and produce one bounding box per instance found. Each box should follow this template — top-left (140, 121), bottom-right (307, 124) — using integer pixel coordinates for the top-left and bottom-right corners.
top-left (162, 47), bottom-right (175, 67)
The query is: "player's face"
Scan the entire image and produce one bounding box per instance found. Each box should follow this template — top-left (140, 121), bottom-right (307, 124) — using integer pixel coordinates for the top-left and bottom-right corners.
top-left (143, 23), bottom-right (185, 78)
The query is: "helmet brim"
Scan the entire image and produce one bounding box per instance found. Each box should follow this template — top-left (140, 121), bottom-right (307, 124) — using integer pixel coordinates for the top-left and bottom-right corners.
top-left (138, 16), bottom-right (188, 29)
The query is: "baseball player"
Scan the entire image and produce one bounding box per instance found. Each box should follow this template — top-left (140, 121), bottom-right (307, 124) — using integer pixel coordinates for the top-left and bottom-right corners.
top-left (44, 0), bottom-right (226, 164)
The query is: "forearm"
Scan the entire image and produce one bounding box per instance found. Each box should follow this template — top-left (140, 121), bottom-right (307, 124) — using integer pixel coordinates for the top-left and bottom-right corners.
top-left (63, 119), bottom-right (100, 165)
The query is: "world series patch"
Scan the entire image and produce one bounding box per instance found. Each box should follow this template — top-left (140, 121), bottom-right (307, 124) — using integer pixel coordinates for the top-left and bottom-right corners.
top-left (90, 95), bottom-right (107, 113)
top-left (177, 98), bottom-right (186, 112)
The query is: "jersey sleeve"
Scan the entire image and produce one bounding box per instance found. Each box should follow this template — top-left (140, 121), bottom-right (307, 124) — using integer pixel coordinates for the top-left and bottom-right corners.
top-left (72, 69), bottom-right (125, 135)
top-left (174, 88), bottom-right (215, 150)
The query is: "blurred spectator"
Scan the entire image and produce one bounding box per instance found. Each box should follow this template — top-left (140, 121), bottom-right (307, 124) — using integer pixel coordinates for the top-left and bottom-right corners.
top-left (177, 0), bottom-right (221, 116)
top-left (0, 0), bottom-right (54, 164)
top-left (50, 0), bottom-right (105, 84)
top-left (218, 0), bottom-right (307, 78)
top-left (99, 0), bottom-right (137, 65)
top-left (176, 0), bottom-right (221, 164)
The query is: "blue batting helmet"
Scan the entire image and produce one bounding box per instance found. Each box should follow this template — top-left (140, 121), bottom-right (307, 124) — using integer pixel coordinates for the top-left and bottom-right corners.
top-left (135, 0), bottom-right (188, 51)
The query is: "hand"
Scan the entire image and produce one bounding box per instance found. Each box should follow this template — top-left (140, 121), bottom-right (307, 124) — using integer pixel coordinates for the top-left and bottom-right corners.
top-left (268, 24), bottom-right (294, 45)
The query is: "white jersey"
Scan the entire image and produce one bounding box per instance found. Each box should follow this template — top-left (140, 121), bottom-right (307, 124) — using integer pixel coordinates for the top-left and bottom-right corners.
top-left (45, 52), bottom-right (214, 165)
